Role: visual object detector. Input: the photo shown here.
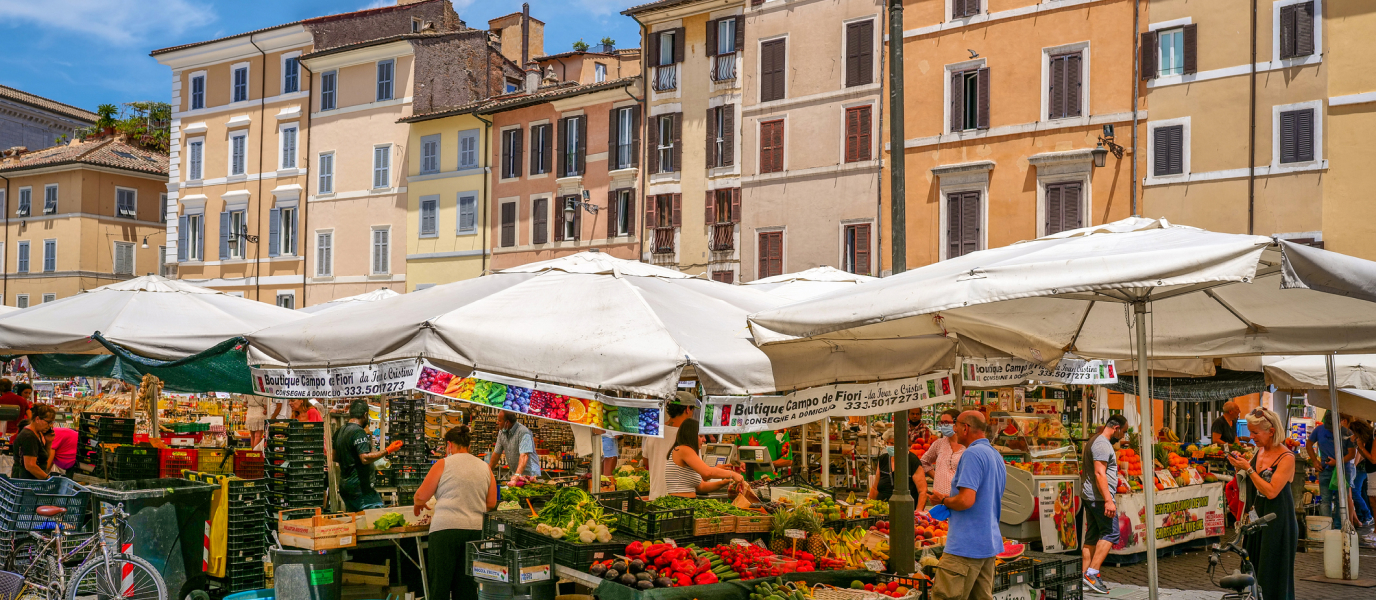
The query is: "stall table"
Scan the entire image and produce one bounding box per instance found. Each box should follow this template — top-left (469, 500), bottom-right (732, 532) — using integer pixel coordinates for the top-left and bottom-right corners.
top-left (355, 529), bottom-right (430, 600)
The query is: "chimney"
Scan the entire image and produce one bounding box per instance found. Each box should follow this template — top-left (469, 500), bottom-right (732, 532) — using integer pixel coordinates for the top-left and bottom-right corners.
top-left (542, 65), bottom-right (559, 87)
top-left (525, 62), bottom-right (541, 93)
top-left (521, 3), bottom-right (530, 67)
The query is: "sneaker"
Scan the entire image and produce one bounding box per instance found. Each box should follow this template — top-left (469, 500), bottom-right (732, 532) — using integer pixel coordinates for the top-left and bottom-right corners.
top-left (1083, 572), bottom-right (1110, 595)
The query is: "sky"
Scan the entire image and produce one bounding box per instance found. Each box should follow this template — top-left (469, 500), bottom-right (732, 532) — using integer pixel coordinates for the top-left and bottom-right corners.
top-left (0, 0), bottom-right (641, 114)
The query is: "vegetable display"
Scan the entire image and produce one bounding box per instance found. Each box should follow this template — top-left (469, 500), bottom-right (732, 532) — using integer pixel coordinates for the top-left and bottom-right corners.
top-left (529, 487), bottom-right (616, 543)
top-left (702, 543), bottom-right (814, 578)
top-left (647, 495), bottom-right (754, 517)
top-left (500, 478), bottom-right (556, 502)
top-left (591, 542), bottom-right (734, 588)
top-left (415, 365), bottom-right (662, 435)
top-left (372, 512), bottom-right (407, 531)
top-left (751, 579), bottom-right (813, 600)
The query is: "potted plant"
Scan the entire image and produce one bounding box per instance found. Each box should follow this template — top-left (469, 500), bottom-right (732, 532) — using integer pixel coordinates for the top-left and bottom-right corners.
top-left (572, 39), bottom-right (590, 52)
top-left (600, 37), bottom-right (616, 53)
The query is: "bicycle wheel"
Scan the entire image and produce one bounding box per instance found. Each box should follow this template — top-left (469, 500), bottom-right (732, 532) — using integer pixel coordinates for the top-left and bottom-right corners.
top-left (16, 555), bottom-right (61, 600)
top-left (66, 553), bottom-right (166, 600)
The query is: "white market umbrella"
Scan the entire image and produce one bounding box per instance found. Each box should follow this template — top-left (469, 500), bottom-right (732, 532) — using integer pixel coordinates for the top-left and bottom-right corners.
top-left (740, 266), bottom-right (879, 302)
top-left (0, 275), bottom-right (308, 359)
top-left (1265, 354), bottom-right (1376, 391)
top-left (299, 288), bottom-right (401, 314)
top-left (246, 251), bottom-right (954, 398)
top-left (748, 217), bottom-right (1376, 597)
top-left (1281, 238), bottom-right (1376, 304)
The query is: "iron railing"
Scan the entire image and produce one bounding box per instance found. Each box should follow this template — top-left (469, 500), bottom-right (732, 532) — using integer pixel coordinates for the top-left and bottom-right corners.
top-left (652, 227), bottom-right (675, 254)
top-left (710, 223), bottom-right (734, 251)
top-left (711, 53), bottom-right (737, 82)
top-left (654, 64), bottom-right (678, 92)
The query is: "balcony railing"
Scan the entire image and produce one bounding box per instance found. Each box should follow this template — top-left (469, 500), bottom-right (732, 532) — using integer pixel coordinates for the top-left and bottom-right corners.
top-left (710, 222), bottom-right (734, 251)
top-left (652, 227), bottom-right (675, 254)
top-left (711, 53), bottom-right (738, 82)
top-left (654, 64), bottom-right (678, 92)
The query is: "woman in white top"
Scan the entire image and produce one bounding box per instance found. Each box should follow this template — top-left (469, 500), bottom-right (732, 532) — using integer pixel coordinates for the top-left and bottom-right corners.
top-left (415, 426), bottom-right (498, 600)
top-left (915, 408), bottom-right (964, 511)
top-left (666, 418), bottom-right (744, 498)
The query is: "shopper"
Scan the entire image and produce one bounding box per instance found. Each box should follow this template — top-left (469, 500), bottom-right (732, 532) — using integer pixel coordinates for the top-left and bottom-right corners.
top-left (600, 430), bottom-right (620, 481)
top-left (245, 396), bottom-right (269, 449)
top-left (335, 399), bottom-right (398, 512)
top-left (1079, 414), bottom-right (1128, 595)
top-left (487, 411), bottom-right (541, 482)
top-left (665, 417), bottom-right (744, 498)
top-left (414, 426), bottom-right (497, 600)
top-left (927, 411), bottom-right (1005, 600)
top-left (868, 429), bottom-right (922, 504)
top-left (1354, 419), bottom-right (1376, 532)
top-left (47, 425), bottom-right (77, 475)
top-left (643, 399), bottom-right (690, 499)
top-left (917, 409), bottom-right (966, 510)
top-left (907, 407), bottom-right (933, 446)
top-left (1211, 401), bottom-right (1249, 446)
top-left (1349, 419), bottom-right (1374, 526)
top-left (1226, 408), bottom-right (1297, 600)
top-left (1307, 411), bottom-right (1355, 529)
top-left (288, 398), bottom-right (323, 423)
top-left (0, 379), bottom-right (30, 434)
top-left (11, 404), bottom-right (54, 480)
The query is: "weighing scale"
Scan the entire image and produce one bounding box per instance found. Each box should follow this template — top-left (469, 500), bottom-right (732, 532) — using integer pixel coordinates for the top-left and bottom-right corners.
top-left (737, 445), bottom-right (776, 480)
top-left (700, 443), bottom-right (736, 467)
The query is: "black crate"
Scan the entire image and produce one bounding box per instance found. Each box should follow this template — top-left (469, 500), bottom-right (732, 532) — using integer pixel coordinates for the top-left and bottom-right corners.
top-left (875, 572), bottom-right (929, 599)
top-left (466, 538), bottom-right (554, 584)
top-left (266, 420), bottom-right (326, 439)
top-left (508, 525), bottom-right (630, 571)
top-left (593, 490), bottom-right (637, 512)
top-left (610, 497), bottom-right (694, 539)
top-left (483, 510), bottom-right (533, 538)
top-left (994, 557), bottom-right (1034, 592)
top-left (0, 476), bottom-right (91, 531)
top-left (1044, 578), bottom-right (1082, 600)
top-left (1023, 552), bottom-right (1066, 588)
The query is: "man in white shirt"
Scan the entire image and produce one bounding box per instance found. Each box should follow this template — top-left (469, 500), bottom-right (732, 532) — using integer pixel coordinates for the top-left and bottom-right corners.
top-left (643, 394), bottom-right (693, 499)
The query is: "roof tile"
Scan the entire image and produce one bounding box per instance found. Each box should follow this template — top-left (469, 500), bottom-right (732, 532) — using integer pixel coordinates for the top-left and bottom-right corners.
top-left (0, 138), bottom-right (169, 176)
top-left (0, 85), bottom-right (97, 124)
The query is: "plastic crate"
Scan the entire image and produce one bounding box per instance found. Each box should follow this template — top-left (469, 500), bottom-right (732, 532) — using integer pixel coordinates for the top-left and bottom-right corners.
top-left (482, 510), bottom-right (533, 538)
top-left (0, 476), bottom-right (91, 531)
top-left (198, 449), bottom-right (235, 474)
top-left (593, 490), bottom-right (637, 512)
top-left (466, 538), bottom-right (554, 584)
top-left (994, 557), bottom-right (1034, 592)
top-left (159, 448), bottom-right (198, 479)
top-left (266, 420), bottom-right (326, 439)
top-left (874, 572), bottom-right (928, 600)
top-left (508, 525), bottom-right (630, 570)
top-left (610, 497), bottom-right (695, 539)
top-left (262, 438), bottom-right (325, 456)
top-left (1022, 552), bottom-right (1065, 588)
top-left (1044, 578), bottom-right (1082, 600)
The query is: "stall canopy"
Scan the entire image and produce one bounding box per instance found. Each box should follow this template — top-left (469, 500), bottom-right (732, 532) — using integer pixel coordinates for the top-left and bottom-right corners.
top-left (739, 266), bottom-right (878, 303)
top-left (1280, 238), bottom-right (1376, 304)
top-left (1265, 354), bottom-right (1376, 390)
top-left (246, 252), bottom-right (955, 398)
top-left (299, 288), bottom-right (401, 314)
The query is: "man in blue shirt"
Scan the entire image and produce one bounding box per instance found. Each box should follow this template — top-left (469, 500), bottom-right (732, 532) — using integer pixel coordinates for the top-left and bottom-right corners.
top-left (1307, 412), bottom-right (1354, 529)
top-left (489, 411), bottom-right (542, 482)
top-left (928, 411), bottom-right (1005, 600)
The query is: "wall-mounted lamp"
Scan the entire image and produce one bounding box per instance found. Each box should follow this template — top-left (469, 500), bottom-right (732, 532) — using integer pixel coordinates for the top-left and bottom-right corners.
top-left (1092, 124), bottom-right (1125, 168)
top-left (141, 235), bottom-right (150, 249)
top-left (231, 227), bottom-right (259, 244)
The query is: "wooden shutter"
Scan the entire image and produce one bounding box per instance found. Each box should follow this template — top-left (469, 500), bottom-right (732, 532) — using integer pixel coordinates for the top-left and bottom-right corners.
top-left (673, 27), bottom-right (685, 63)
top-left (845, 106), bottom-right (871, 163)
top-left (502, 131), bottom-right (512, 176)
top-left (541, 125), bottom-right (553, 175)
top-left (706, 18), bottom-right (718, 57)
top-left (758, 232), bottom-right (783, 278)
top-left (722, 104), bottom-right (735, 167)
top-left (706, 107), bottom-right (718, 167)
top-left (950, 70), bottom-right (964, 131)
top-left (626, 190), bottom-right (636, 234)
top-left (1045, 183), bottom-right (1063, 236)
top-left (760, 120), bottom-right (784, 173)
top-left (1064, 183), bottom-right (1082, 232)
top-left (1280, 4), bottom-right (1296, 58)
top-left (852, 224), bottom-right (871, 275)
top-left (1182, 24), bottom-right (1198, 74)
top-left (512, 127), bottom-right (523, 178)
top-left (268, 208), bottom-right (281, 257)
top-left (556, 118), bottom-right (567, 178)
top-left (1296, 2), bottom-right (1315, 57)
top-left (530, 125), bottom-right (541, 175)
top-left (1140, 31), bottom-right (1157, 80)
top-left (1049, 56), bottom-right (1066, 119)
top-left (608, 109), bottom-right (619, 168)
top-left (671, 112), bottom-right (682, 173)
top-left (631, 106), bottom-right (642, 168)
top-left (607, 190), bottom-right (618, 236)
top-left (952, 0), bottom-right (964, 19)
top-left (647, 114), bottom-right (659, 173)
top-left (1281, 109), bottom-right (1315, 164)
top-left (761, 40), bottom-right (786, 102)
top-left (976, 67), bottom-right (990, 130)
top-left (501, 203), bottom-right (516, 247)
top-left (533, 198), bottom-right (548, 245)
top-left (947, 192), bottom-right (980, 258)
top-left (572, 195), bottom-right (582, 240)
top-left (671, 193), bottom-right (682, 227)
top-left (177, 215), bottom-right (188, 262)
top-left (705, 190), bottom-right (717, 224)
top-left (645, 194), bottom-right (657, 230)
top-left (735, 17), bottom-right (745, 53)
top-left (648, 31), bottom-right (660, 67)
top-left (554, 196), bottom-right (566, 242)
top-left (1067, 54), bottom-right (1082, 117)
top-left (1153, 125), bottom-right (1184, 176)
top-left (846, 21), bottom-right (873, 87)
top-left (731, 188), bottom-right (741, 223)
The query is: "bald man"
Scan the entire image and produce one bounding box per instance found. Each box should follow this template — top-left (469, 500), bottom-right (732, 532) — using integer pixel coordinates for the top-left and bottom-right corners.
top-left (1211, 401), bottom-right (1249, 446)
top-left (928, 411), bottom-right (1005, 600)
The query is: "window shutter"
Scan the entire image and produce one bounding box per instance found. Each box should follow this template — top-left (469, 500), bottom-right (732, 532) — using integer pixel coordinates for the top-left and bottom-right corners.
top-left (502, 132), bottom-right (512, 176)
top-left (268, 208), bottom-right (281, 257)
top-left (706, 18), bottom-right (718, 58)
top-left (976, 67), bottom-right (990, 130)
top-left (513, 128), bottom-right (523, 178)
top-left (1280, 111), bottom-right (1296, 164)
top-left (572, 195), bottom-right (582, 240)
top-left (672, 112), bottom-right (683, 173)
top-left (1183, 24), bottom-right (1198, 74)
top-left (1140, 31), bottom-right (1157, 80)
top-left (723, 104), bottom-right (736, 167)
top-left (761, 40), bottom-right (786, 102)
top-left (952, 0), bottom-right (964, 19)
top-left (673, 27), bottom-right (686, 63)
top-left (946, 194), bottom-right (959, 258)
top-left (1296, 2), bottom-right (1315, 57)
top-left (1045, 184), bottom-right (1062, 235)
top-left (859, 106), bottom-right (872, 160)
top-left (648, 115), bottom-right (660, 173)
top-left (533, 198), bottom-right (548, 245)
top-left (530, 126), bottom-right (542, 175)
top-left (607, 190), bottom-right (618, 236)
top-left (950, 70), bottom-right (964, 131)
top-left (1154, 127), bottom-right (1169, 176)
top-left (1067, 54), bottom-right (1082, 117)
top-left (218, 211), bottom-right (230, 260)
top-left (735, 17), bottom-right (745, 53)
top-left (290, 208), bottom-right (298, 255)
top-left (577, 117), bottom-right (587, 175)
top-left (541, 125), bottom-right (553, 174)
top-left (706, 107), bottom-right (718, 166)
top-left (960, 192), bottom-right (980, 257)
top-left (672, 193), bottom-right (682, 227)
top-left (845, 22), bottom-right (862, 87)
top-left (554, 196), bottom-right (566, 242)
top-left (705, 190), bottom-right (717, 224)
top-left (1297, 109), bottom-right (1314, 162)
top-left (648, 31), bottom-right (660, 67)
top-left (845, 108), bottom-right (859, 162)
top-left (645, 194), bottom-right (657, 230)
top-left (854, 224), bottom-right (871, 276)
top-left (177, 216), bottom-right (188, 262)
top-left (608, 109), bottom-right (619, 168)
top-left (1280, 5), bottom-right (1296, 58)
top-left (502, 203), bottom-right (516, 247)
top-left (631, 106), bottom-right (642, 168)
top-left (1064, 183), bottom-right (1082, 232)
top-left (626, 191), bottom-right (637, 234)
top-left (556, 118), bottom-right (567, 178)
top-left (731, 188), bottom-right (742, 224)
top-left (1049, 56), bottom-right (1065, 119)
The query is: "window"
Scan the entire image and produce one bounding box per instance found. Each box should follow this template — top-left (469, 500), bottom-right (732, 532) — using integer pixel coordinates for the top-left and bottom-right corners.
top-left (530, 124), bottom-right (551, 175)
top-left (949, 67), bottom-right (989, 132)
top-left (188, 140), bottom-right (203, 180)
top-left (717, 18), bottom-right (738, 55)
top-left (318, 153), bottom-right (334, 193)
top-left (16, 188), bottom-right (29, 217)
top-left (158, 246), bottom-right (166, 277)
top-left (758, 231), bottom-right (783, 278)
top-left (1158, 29), bottom-right (1185, 76)
top-left (421, 134), bottom-right (441, 174)
top-left (14, 296), bottom-right (26, 309)
top-left (651, 28), bottom-right (683, 92)
top-left (500, 202), bottom-right (517, 247)
top-left (420, 196), bottom-right (438, 236)
top-left (371, 228), bottom-right (390, 274)
top-left (321, 71), bottom-right (337, 111)
top-left (190, 75), bottom-right (205, 110)
top-left (844, 106), bottom-right (872, 163)
top-left (533, 197), bottom-right (548, 244)
top-left (43, 184), bottom-right (57, 214)
top-left (946, 191), bottom-right (981, 259)
top-left (16, 241), bottom-right (28, 273)
top-left (411, 17), bottom-right (422, 33)
top-left (760, 39), bottom-right (787, 102)
top-left (711, 271), bottom-right (734, 284)
top-left (114, 242), bottom-right (134, 275)
top-left (595, 63), bottom-right (607, 83)
top-left (613, 189), bottom-right (634, 236)
top-left (708, 105), bottom-right (734, 168)
top-left (275, 207), bottom-right (296, 256)
top-left (41, 294), bottom-right (55, 304)
top-left (653, 114), bottom-right (678, 173)
top-left (185, 214), bottom-right (203, 261)
top-left (42, 239), bottom-right (55, 272)
top-left (376, 60), bottom-right (395, 101)
top-left (280, 126), bottom-right (298, 169)
top-left (1044, 182), bottom-right (1083, 236)
top-left (952, 0), bottom-right (981, 19)
top-left (458, 194), bottom-right (478, 234)
top-left (116, 188), bottom-right (136, 218)
top-left (1141, 25), bottom-right (1196, 79)
top-left (501, 128), bottom-right (523, 179)
top-left (459, 129), bottom-right (479, 168)
top-left (557, 196), bottom-right (580, 241)
top-left (160, 193), bottom-right (167, 225)
top-left (559, 116), bottom-right (584, 177)
top-left (233, 66), bottom-right (249, 102)
top-left (659, 31), bottom-right (676, 66)
top-left (705, 188), bottom-right (739, 226)
top-left (709, 17), bottom-right (741, 82)
top-left (844, 224), bottom-right (871, 275)
top-left (1279, 1), bottom-right (1316, 59)
top-left (283, 56), bottom-right (300, 94)
top-left (1047, 52), bottom-right (1083, 120)
top-left (1279, 108), bottom-right (1315, 164)
top-left (612, 107), bottom-right (637, 170)
top-left (276, 293), bottom-right (295, 310)
top-left (759, 119), bottom-right (784, 174)
top-left (226, 210), bottom-right (246, 259)
top-left (315, 231), bottom-right (333, 276)
top-left (230, 133), bottom-right (247, 176)
top-left (845, 20), bottom-right (874, 87)
top-left (506, 79), bottom-right (520, 94)
top-left (1153, 124), bottom-right (1185, 176)
top-left (373, 146), bottom-right (391, 189)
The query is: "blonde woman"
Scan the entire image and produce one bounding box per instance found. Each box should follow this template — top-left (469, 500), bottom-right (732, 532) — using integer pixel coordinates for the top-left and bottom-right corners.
top-left (1225, 408), bottom-right (1297, 600)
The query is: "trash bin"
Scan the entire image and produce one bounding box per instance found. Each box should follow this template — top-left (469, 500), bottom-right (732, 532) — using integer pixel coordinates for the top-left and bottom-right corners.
top-left (89, 477), bottom-right (217, 600)
top-left (271, 547), bottom-right (343, 600)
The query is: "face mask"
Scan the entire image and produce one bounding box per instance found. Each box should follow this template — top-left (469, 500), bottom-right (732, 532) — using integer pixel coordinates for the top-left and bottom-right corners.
top-left (936, 424), bottom-right (954, 437)
top-left (885, 446), bottom-right (895, 457)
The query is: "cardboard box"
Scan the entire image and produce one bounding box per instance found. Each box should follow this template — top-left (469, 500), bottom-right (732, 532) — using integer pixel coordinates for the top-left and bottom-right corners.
top-left (280, 531), bottom-right (356, 550)
top-left (279, 508), bottom-right (358, 538)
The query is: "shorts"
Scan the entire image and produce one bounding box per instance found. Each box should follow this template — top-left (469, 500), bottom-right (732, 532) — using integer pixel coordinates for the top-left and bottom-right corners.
top-left (1082, 500), bottom-right (1120, 546)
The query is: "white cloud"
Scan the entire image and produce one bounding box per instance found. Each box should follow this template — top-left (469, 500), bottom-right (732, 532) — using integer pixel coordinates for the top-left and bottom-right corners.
top-left (356, 0), bottom-right (393, 9)
top-left (0, 0), bottom-right (217, 46)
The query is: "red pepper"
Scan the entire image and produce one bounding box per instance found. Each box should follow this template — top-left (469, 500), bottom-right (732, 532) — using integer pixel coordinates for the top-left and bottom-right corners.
top-left (672, 559), bottom-right (696, 575)
top-left (626, 541), bottom-right (644, 557)
top-left (695, 558), bottom-right (711, 575)
top-left (645, 543), bottom-right (667, 558)
top-left (675, 574), bottom-right (693, 587)
top-left (694, 572), bottom-right (719, 585)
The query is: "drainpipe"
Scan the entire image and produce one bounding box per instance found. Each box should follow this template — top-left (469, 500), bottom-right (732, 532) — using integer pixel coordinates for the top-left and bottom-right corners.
top-left (1131, 0), bottom-right (1140, 216)
top-left (299, 59), bottom-right (315, 306)
top-left (1248, 0), bottom-right (1257, 235)
top-left (874, 5), bottom-right (887, 275)
top-left (475, 113), bottom-right (493, 275)
top-left (630, 14), bottom-right (649, 262)
top-left (250, 35), bottom-right (268, 303)
top-left (0, 173), bottom-right (8, 303)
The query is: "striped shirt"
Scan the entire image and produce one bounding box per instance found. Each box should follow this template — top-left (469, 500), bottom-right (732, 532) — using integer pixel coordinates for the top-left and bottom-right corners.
top-left (665, 459), bottom-right (702, 495)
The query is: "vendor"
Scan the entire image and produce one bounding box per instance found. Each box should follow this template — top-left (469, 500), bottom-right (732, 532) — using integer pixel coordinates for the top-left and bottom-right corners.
top-left (1211, 401), bottom-right (1250, 446)
top-left (908, 407), bottom-right (932, 445)
top-left (733, 429), bottom-right (791, 480)
top-left (488, 411), bottom-right (540, 482)
top-left (643, 397), bottom-right (691, 499)
top-left (11, 405), bottom-right (54, 480)
top-left (47, 425), bottom-right (77, 475)
top-left (335, 399), bottom-right (399, 512)
top-left (666, 418), bottom-right (744, 498)
top-left (0, 379), bottom-right (30, 434)
top-left (287, 398), bottom-right (323, 423)
top-left (600, 429), bottom-right (620, 479)
top-left (414, 426), bottom-right (497, 600)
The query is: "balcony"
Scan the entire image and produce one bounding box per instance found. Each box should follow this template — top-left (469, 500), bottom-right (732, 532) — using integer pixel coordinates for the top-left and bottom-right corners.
top-left (711, 53), bottom-right (737, 82)
top-left (710, 222), bottom-right (734, 252)
top-left (652, 227), bottom-right (675, 254)
top-left (654, 64), bottom-right (678, 92)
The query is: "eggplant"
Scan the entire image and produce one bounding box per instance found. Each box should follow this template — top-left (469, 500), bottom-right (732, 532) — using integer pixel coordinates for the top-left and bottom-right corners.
top-left (636, 572), bottom-right (653, 582)
top-left (589, 564), bottom-right (607, 577)
top-left (655, 577), bottom-right (674, 588)
top-left (636, 580), bottom-right (655, 590)
top-left (619, 574), bottom-right (639, 587)
top-left (604, 569), bottom-right (620, 581)
top-left (629, 559), bottom-right (645, 573)
top-left (612, 560), bottom-right (628, 573)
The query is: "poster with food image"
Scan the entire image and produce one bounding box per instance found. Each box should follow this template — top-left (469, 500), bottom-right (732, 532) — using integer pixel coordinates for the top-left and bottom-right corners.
top-left (1037, 478), bottom-right (1080, 552)
top-left (1108, 482), bottom-right (1225, 554)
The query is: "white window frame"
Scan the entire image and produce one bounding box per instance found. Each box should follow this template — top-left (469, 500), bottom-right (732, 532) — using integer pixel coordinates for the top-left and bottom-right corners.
top-left (1273, 0), bottom-right (1323, 65)
top-left (839, 220), bottom-right (875, 275)
top-left (42, 238), bottom-right (56, 273)
top-left (419, 195), bottom-right (440, 238)
top-left (187, 138), bottom-right (204, 181)
top-left (43, 184), bottom-right (58, 214)
top-left (370, 226), bottom-right (391, 275)
top-left (1029, 153), bottom-right (1094, 238)
top-left (500, 126), bottom-right (521, 180)
top-left (229, 132), bottom-right (248, 176)
top-left (1145, 117), bottom-right (1192, 184)
top-left (1040, 42), bottom-right (1091, 124)
top-left (186, 213), bottom-right (203, 261)
top-left (315, 230), bottom-right (334, 277)
top-left (1271, 99), bottom-right (1324, 169)
top-left (373, 145), bottom-right (392, 189)
top-left (113, 241), bottom-right (135, 276)
top-left (320, 70), bottom-right (337, 111)
top-left (115, 187), bottom-right (137, 219)
top-left (1157, 27), bottom-right (1185, 77)
top-left (158, 246), bottom-right (166, 276)
top-left (41, 293), bottom-right (55, 304)
top-left (14, 295), bottom-right (27, 309)
top-left (317, 152), bottom-right (335, 194)
top-left (457, 191), bottom-right (479, 235)
top-left (616, 108), bottom-right (634, 169)
top-left (500, 199), bottom-right (519, 248)
top-left (615, 188), bottom-right (633, 236)
top-left (16, 187), bottom-right (29, 217)
top-left (658, 115), bottom-right (675, 172)
top-left (659, 31), bottom-right (675, 65)
top-left (458, 129), bottom-right (479, 169)
top-left (420, 134), bottom-right (441, 175)
top-left (564, 116), bottom-right (581, 176)
top-left (838, 17), bottom-right (876, 89)
top-left (412, 17), bottom-right (423, 32)
top-left (942, 58), bottom-right (986, 135)
top-left (933, 163), bottom-right (992, 261)
top-left (376, 59), bottom-right (395, 102)
top-left (281, 51), bottom-right (301, 95)
top-left (228, 210), bottom-right (247, 259)
top-left (595, 63), bottom-right (607, 83)
top-left (275, 291), bottom-right (296, 310)
top-left (279, 206), bottom-right (297, 256)
top-left (718, 18), bottom-right (737, 55)
top-left (278, 124), bottom-right (298, 170)
top-left (189, 72), bottom-right (206, 110)
top-left (231, 62), bottom-right (250, 103)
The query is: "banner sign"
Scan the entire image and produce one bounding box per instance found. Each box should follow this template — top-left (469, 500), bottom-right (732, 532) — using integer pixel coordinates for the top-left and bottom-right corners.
top-left (1036, 478), bottom-right (1080, 553)
top-left (700, 371), bottom-right (956, 434)
top-left (961, 357), bottom-right (1117, 388)
top-left (251, 360), bottom-right (420, 398)
top-left (1109, 482), bottom-right (1226, 554)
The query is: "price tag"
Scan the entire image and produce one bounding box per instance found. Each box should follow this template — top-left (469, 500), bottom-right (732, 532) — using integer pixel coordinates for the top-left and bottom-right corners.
top-left (785, 529), bottom-right (807, 539)
top-left (663, 538), bottom-right (677, 547)
top-left (732, 539), bottom-right (750, 547)
top-left (864, 560), bottom-right (886, 572)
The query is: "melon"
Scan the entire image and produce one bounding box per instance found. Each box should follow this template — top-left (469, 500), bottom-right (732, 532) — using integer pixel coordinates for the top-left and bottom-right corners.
top-left (995, 541), bottom-right (1025, 560)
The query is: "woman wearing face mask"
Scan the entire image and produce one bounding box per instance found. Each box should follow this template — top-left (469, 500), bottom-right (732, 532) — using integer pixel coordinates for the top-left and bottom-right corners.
top-left (915, 409), bottom-right (965, 511)
top-left (868, 429), bottom-right (922, 502)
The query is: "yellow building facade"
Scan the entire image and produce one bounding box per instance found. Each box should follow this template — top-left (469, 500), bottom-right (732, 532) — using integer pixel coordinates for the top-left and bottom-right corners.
top-left (399, 108), bottom-right (491, 290)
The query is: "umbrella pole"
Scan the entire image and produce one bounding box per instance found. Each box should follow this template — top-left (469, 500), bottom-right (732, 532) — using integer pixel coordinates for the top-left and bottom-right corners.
top-left (591, 429), bottom-right (603, 494)
top-left (890, 411), bottom-right (914, 574)
top-left (821, 418), bottom-right (830, 488)
top-left (1134, 302), bottom-right (1160, 600)
top-left (1325, 354), bottom-right (1355, 578)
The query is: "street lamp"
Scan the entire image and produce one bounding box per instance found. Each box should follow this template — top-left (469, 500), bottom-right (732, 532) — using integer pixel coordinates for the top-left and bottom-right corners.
top-left (1092, 124), bottom-right (1125, 168)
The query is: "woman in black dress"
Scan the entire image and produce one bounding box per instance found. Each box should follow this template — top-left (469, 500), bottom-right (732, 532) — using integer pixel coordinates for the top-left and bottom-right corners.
top-left (1226, 408), bottom-right (1298, 600)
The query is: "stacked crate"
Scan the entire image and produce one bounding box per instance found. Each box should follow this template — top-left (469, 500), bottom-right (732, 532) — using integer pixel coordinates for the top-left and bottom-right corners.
top-left (77, 413), bottom-right (134, 471)
top-left (386, 397), bottom-right (429, 506)
top-left (233, 450), bottom-right (264, 480)
top-left (264, 420), bottom-right (327, 511)
top-left (101, 445), bottom-right (159, 480)
top-left (159, 448), bottom-right (198, 479)
top-left (188, 472), bottom-right (270, 594)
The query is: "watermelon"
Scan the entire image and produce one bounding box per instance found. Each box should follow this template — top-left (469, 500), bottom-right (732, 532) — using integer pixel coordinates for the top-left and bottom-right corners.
top-left (995, 541), bottom-right (1025, 560)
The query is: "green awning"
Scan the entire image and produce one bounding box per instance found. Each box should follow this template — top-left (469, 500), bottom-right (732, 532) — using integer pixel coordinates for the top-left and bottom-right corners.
top-left (21, 333), bottom-right (254, 394)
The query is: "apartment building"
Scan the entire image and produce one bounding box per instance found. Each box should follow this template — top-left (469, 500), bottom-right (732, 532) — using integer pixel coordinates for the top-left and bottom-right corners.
top-left (150, 0), bottom-right (465, 307)
top-left (0, 137), bottom-right (168, 306)
top-left (624, 0), bottom-right (745, 278)
top-left (1326, 2), bottom-right (1376, 259)
top-left (484, 70), bottom-right (644, 268)
top-left (740, 0), bottom-right (885, 281)
top-left (0, 85), bottom-right (97, 153)
top-left (536, 48), bottom-right (642, 86)
top-left (887, 0), bottom-right (1140, 270)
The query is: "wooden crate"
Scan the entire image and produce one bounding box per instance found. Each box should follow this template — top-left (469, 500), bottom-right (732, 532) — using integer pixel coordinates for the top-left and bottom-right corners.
top-left (734, 514), bottom-right (773, 533)
top-left (693, 515), bottom-right (736, 536)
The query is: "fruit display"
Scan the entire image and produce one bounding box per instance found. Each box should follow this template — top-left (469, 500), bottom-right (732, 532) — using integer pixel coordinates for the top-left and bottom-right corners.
top-left (841, 580), bottom-right (911, 598)
top-left (868, 520), bottom-right (890, 535)
top-left (815, 497), bottom-right (844, 522)
top-left (415, 366), bottom-right (660, 435)
top-left (751, 580), bottom-right (815, 600)
top-left (815, 527), bottom-right (887, 569)
top-left (994, 541), bottom-right (1025, 559)
top-left (914, 512), bottom-right (948, 547)
top-left (528, 487), bottom-right (617, 543)
top-left (769, 506), bottom-right (824, 555)
top-left (864, 499), bottom-right (889, 516)
top-left (705, 543), bottom-right (813, 578)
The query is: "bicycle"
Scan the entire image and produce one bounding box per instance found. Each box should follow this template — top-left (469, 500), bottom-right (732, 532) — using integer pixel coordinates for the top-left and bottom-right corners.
top-left (12, 499), bottom-right (166, 600)
top-left (1205, 511), bottom-right (1276, 600)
